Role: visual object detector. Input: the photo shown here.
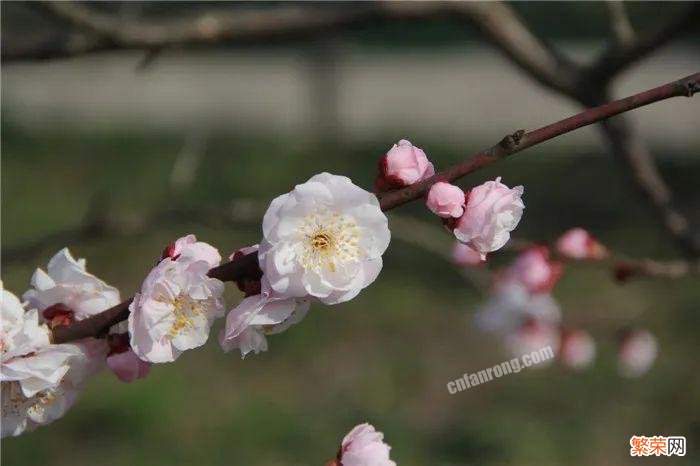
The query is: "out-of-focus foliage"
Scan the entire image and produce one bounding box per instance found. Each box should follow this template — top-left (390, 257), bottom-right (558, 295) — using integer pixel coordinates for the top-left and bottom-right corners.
top-left (2, 124), bottom-right (699, 465)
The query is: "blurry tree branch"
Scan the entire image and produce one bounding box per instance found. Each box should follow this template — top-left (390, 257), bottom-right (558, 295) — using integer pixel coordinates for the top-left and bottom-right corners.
top-left (613, 258), bottom-right (700, 282)
top-left (605, 1), bottom-right (635, 47)
top-left (583, 2), bottom-right (700, 88)
top-left (41, 72), bottom-right (700, 344)
top-left (3, 2), bottom-right (432, 62)
top-left (452, 2), bottom-right (580, 96)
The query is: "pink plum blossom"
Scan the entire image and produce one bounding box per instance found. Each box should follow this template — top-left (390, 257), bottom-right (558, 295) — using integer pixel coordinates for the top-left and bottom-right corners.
top-left (618, 329), bottom-right (658, 378)
top-left (497, 246), bottom-right (563, 294)
top-left (333, 423), bottom-right (396, 466)
top-left (556, 228), bottom-right (607, 260)
top-left (375, 139), bottom-right (434, 191)
top-left (452, 177), bottom-right (524, 258)
top-left (425, 181), bottom-right (465, 218)
top-left (559, 329), bottom-right (596, 370)
top-left (451, 242), bottom-right (484, 267)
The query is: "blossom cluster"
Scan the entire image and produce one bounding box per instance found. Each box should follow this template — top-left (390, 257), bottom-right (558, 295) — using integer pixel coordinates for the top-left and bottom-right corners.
top-left (2, 250), bottom-right (121, 437)
top-left (458, 228), bottom-right (657, 376)
top-left (2, 138), bottom-right (658, 448)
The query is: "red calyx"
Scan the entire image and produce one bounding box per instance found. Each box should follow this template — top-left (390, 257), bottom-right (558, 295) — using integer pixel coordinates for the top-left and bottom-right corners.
top-left (42, 303), bottom-right (74, 329)
top-left (374, 155), bottom-right (407, 192)
top-left (161, 242), bottom-right (180, 260)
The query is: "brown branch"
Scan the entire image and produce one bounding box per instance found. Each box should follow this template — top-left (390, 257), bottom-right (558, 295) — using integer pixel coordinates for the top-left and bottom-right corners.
top-left (614, 258), bottom-right (700, 283)
top-left (457, 1), bottom-right (700, 258)
top-left (51, 298), bottom-right (133, 344)
top-left (47, 72), bottom-right (700, 344)
top-left (378, 72), bottom-right (699, 210)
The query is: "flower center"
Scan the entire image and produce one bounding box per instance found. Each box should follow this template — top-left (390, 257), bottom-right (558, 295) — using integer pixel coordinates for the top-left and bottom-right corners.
top-left (167, 293), bottom-right (204, 337)
top-left (298, 210), bottom-right (360, 273)
top-left (311, 232), bottom-right (333, 252)
top-left (1, 381), bottom-right (59, 419)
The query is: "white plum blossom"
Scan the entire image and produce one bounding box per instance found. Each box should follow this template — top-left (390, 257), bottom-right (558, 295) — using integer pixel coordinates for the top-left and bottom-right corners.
top-left (474, 283), bottom-right (561, 335)
top-left (162, 234), bottom-right (222, 267)
top-left (220, 280), bottom-right (310, 358)
top-left (129, 236), bottom-right (225, 363)
top-left (618, 329), bottom-right (658, 378)
top-left (1, 286), bottom-right (77, 398)
top-left (23, 248), bottom-right (121, 323)
top-left (453, 177), bottom-right (524, 259)
top-left (334, 423), bottom-right (396, 466)
top-left (259, 173), bottom-right (390, 305)
top-left (1, 284), bottom-right (105, 438)
top-left (2, 339), bottom-right (104, 438)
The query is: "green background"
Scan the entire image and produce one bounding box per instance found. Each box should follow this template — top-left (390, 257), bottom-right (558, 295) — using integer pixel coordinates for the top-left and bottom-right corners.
top-left (2, 2), bottom-right (699, 465)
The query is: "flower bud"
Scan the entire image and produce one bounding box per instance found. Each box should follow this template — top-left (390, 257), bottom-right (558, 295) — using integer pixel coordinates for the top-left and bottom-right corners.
top-left (556, 228), bottom-right (607, 260)
top-left (426, 181), bottom-right (465, 218)
top-left (375, 139), bottom-right (434, 191)
top-left (559, 328), bottom-right (595, 370)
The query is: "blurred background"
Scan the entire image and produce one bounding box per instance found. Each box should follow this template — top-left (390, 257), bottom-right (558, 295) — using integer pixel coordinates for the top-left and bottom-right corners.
top-left (2, 2), bottom-right (699, 465)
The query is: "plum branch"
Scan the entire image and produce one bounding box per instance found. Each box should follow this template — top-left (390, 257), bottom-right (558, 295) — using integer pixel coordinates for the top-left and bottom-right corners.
top-left (49, 72), bottom-right (700, 345)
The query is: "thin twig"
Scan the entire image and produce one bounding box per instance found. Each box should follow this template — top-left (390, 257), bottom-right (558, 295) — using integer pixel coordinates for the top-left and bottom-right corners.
top-left (47, 73), bottom-right (700, 344)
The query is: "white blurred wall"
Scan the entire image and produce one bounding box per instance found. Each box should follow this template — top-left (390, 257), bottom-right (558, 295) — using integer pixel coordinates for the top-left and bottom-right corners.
top-left (2, 44), bottom-right (698, 153)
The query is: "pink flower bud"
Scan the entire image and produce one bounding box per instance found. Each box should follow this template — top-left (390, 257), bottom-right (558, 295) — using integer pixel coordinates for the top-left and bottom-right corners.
top-left (453, 177), bottom-right (524, 258)
top-left (452, 242), bottom-right (484, 267)
top-left (498, 246), bottom-right (563, 294)
top-left (107, 333), bottom-right (150, 383)
top-left (617, 328), bottom-right (658, 378)
top-left (336, 423), bottom-right (396, 466)
top-left (559, 328), bottom-right (595, 370)
top-left (425, 181), bottom-right (465, 218)
top-left (375, 139), bottom-right (434, 191)
top-left (555, 228), bottom-right (607, 260)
